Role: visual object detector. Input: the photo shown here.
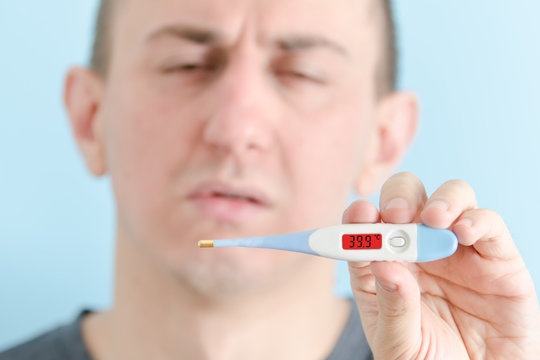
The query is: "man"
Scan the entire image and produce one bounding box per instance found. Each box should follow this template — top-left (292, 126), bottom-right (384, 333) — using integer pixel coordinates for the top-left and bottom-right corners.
top-left (2, 0), bottom-right (539, 359)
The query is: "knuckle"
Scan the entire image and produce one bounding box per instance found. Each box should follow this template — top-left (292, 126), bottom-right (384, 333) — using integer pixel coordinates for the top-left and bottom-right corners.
top-left (440, 179), bottom-right (477, 207)
top-left (382, 302), bottom-right (408, 318)
top-left (382, 172), bottom-right (424, 194)
top-left (443, 179), bottom-right (473, 193)
top-left (477, 208), bottom-right (504, 223)
top-left (395, 171), bottom-right (422, 185)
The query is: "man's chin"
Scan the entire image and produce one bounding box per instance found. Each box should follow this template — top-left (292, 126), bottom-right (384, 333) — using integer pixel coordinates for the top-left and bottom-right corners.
top-left (166, 248), bottom-right (308, 299)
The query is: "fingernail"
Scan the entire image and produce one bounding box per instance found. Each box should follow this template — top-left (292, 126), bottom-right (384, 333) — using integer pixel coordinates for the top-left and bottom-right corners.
top-left (425, 200), bottom-right (449, 212)
top-left (384, 198), bottom-right (409, 211)
top-left (376, 277), bottom-right (398, 292)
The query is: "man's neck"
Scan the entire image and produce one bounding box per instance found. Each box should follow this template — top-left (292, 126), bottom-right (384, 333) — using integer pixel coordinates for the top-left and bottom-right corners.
top-left (82, 234), bottom-right (351, 360)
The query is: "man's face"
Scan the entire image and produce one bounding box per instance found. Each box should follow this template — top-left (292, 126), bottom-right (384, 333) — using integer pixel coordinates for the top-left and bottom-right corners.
top-left (98, 0), bottom-right (380, 292)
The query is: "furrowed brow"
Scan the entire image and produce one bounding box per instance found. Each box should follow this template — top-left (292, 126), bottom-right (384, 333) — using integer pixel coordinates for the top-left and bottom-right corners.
top-left (146, 24), bottom-right (221, 45)
top-left (274, 35), bottom-right (349, 57)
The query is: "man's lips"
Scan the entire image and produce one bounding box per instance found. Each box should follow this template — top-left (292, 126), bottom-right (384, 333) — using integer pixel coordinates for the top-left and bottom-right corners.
top-left (188, 182), bottom-right (271, 222)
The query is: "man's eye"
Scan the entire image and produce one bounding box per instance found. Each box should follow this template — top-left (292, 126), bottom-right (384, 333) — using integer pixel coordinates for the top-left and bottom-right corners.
top-left (176, 64), bottom-right (202, 71)
top-left (289, 71), bottom-right (312, 80)
top-left (162, 63), bottom-right (213, 73)
top-left (277, 70), bottom-right (325, 85)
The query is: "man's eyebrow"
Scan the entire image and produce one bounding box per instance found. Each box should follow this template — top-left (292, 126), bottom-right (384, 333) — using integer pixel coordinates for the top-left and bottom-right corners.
top-left (145, 24), bottom-right (221, 45)
top-left (274, 35), bottom-right (349, 57)
top-left (145, 26), bottom-right (348, 57)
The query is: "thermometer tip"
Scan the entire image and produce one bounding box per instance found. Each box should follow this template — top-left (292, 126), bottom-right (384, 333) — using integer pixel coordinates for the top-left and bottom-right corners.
top-left (198, 240), bottom-right (214, 248)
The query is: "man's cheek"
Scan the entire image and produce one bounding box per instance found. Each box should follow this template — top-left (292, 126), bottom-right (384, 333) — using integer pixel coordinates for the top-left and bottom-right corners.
top-left (107, 125), bottom-right (168, 218)
top-left (299, 139), bottom-right (357, 203)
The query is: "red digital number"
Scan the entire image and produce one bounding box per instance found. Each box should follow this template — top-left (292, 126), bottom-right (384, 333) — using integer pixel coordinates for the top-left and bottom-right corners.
top-left (342, 234), bottom-right (382, 250)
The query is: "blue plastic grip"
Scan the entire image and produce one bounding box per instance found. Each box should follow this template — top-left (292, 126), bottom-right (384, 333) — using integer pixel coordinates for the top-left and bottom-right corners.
top-left (416, 224), bottom-right (458, 262)
top-left (214, 229), bottom-right (318, 255)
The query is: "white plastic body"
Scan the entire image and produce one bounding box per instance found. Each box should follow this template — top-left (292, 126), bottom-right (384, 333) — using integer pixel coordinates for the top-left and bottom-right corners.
top-left (308, 223), bottom-right (417, 261)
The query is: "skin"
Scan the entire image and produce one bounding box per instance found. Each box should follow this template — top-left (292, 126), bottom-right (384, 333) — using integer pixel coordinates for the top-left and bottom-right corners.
top-left (346, 175), bottom-right (540, 359)
top-left (64, 0), bottom-right (540, 358)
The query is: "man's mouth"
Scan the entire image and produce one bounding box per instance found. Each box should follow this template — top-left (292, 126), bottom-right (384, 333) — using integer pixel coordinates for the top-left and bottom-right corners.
top-left (209, 191), bottom-right (260, 204)
top-left (188, 182), bottom-right (270, 222)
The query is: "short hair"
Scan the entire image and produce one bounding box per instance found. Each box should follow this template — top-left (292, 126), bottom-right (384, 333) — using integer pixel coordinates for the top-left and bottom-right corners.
top-left (90, 0), bottom-right (114, 78)
top-left (90, 0), bottom-right (397, 97)
top-left (378, 0), bottom-right (397, 96)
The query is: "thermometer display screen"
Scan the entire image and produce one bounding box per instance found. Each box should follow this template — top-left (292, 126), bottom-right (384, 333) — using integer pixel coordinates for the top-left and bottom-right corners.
top-left (342, 234), bottom-right (382, 250)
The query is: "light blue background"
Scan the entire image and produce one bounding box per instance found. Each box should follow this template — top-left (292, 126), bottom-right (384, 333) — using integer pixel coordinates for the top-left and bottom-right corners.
top-left (1, 1), bottom-right (539, 350)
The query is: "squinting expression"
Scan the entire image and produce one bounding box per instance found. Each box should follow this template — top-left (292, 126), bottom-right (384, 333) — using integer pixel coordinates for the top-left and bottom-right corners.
top-left (99, 0), bottom-right (381, 292)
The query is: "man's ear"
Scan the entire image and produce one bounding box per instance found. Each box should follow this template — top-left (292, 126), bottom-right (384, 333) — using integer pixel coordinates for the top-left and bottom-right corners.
top-left (355, 92), bottom-right (418, 196)
top-left (64, 67), bottom-right (107, 176)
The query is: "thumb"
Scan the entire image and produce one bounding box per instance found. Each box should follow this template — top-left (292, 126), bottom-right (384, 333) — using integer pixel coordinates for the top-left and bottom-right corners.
top-left (369, 261), bottom-right (422, 359)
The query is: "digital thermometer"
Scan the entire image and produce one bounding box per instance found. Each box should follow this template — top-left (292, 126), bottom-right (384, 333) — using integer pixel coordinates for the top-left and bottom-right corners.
top-left (198, 224), bottom-right (458, 262)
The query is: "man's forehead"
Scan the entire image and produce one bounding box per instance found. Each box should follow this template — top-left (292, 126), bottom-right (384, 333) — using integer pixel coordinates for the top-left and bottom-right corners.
top-left (119, 0), bottom-right (378, 48)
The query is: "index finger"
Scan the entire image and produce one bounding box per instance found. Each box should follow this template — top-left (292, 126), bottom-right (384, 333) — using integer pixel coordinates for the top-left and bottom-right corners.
top-left (454, 208), bottom-right (520, 260)
top-left (379, 172), bottom-right (427, 224)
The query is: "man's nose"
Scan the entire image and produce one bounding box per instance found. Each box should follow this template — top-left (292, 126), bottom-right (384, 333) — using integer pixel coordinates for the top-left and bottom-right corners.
top-left (202, 54), bottom-right (274, 157)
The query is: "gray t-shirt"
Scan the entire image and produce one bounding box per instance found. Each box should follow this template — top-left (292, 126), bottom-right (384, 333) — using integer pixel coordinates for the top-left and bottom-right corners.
top-left (0, 302), bottom-right (372, 359)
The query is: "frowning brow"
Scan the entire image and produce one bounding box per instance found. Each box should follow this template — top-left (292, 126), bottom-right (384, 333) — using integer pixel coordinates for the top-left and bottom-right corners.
top-left (146, 24), bottom-right (222, 45)
top-left (145, 23), bottom-right (349, 58)
top-left (274, 35), bottom-right (349, 57)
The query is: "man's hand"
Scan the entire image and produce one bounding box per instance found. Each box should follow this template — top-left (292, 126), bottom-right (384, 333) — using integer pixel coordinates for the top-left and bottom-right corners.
top-left (346, 172), bottom-right (540, 359)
